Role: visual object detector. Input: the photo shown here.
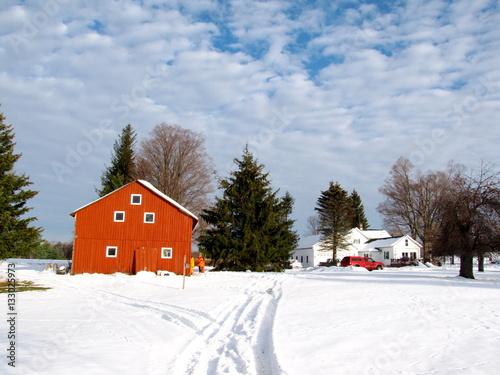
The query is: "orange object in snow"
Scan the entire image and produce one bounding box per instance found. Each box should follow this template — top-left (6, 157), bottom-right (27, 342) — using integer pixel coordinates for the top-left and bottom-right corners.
top-left (197, 255), bottom-right (205, 273)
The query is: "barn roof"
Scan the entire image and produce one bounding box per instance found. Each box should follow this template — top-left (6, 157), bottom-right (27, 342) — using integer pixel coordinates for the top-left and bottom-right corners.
top-left (70, 180), bottom-right (199, 224)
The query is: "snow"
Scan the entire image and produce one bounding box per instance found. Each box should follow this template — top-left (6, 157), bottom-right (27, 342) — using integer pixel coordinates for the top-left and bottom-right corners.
top-left (295, 235), bottom-right (321, 249)
top-left (1, 260), bottom-right (499, 375)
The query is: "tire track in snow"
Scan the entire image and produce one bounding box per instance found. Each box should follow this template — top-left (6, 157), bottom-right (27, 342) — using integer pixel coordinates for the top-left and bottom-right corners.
top-left (92, 289), bottom-right (216, 333)
top-left (170, 273), bottom-right (287, 375)
top-left (35, 272), bottom-right (287, 374)
top-left (71, 285), bottom-right (220, 375)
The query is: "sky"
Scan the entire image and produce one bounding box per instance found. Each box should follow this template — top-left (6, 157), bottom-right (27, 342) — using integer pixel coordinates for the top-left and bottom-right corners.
top-left (0, 0), bottom-right (499, 242)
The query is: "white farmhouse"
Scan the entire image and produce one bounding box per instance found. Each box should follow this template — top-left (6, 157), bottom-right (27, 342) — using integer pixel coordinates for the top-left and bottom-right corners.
top-left (357, 236), bottom-right (422, 266)
top-left (291, 228), bottom-right (393, 267)
top-left (344, 228), bottom-right (391, 252)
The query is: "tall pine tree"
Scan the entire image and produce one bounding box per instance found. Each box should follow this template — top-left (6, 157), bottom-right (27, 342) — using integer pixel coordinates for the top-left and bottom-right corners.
top-left (0, 111), bottom-right (42, 258)
top-left (198, 147), bottom-right (298, 271)
top-left (97, 124), bottom-right (137, 197)
top-left (350, 189), bottom-right (369, 229)
top-left (315, 182), bottom-right (355, 264)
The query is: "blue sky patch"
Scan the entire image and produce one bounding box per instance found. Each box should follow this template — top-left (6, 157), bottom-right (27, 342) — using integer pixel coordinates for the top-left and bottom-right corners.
top-left (89, 20), bottom-right (106, 35)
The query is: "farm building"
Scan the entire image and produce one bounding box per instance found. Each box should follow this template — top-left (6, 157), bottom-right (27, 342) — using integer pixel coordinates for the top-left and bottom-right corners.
top-left (70, 180), bottom-right (198, 275)
top-left (357, 235), bottom-right (423, 266)
top-left (291, 228), bottom-right (421, 267)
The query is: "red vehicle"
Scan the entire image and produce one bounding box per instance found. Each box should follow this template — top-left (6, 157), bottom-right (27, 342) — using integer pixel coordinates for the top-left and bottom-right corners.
top-left (340, 256), bottom-right (384, 271)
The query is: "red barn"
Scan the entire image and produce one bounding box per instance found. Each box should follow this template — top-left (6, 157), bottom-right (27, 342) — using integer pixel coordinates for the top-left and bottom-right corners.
top-left (70, 180), bottom-right (198, 275)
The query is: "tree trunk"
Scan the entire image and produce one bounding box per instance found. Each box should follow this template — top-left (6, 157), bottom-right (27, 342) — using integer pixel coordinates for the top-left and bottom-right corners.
top-left (478, 255), bottom-right (485, 272)
top-left (459, 253), bottom-right (475, 279)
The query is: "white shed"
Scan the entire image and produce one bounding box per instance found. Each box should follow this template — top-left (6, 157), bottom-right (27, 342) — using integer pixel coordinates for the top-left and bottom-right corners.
top-left (291, 235), bottom-right (327, 267)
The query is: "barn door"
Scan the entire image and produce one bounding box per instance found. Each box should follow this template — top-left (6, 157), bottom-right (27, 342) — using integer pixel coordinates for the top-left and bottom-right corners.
top-left (133, 247), bottom-right (158, 274)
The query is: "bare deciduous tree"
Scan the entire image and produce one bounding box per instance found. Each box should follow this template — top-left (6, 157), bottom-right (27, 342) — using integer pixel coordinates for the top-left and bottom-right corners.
top-left (377, 157), bottom-right (462, 260)
top-left (136, 123), bottom-right (215, 217)
top-left (434, 162), bottom-right (500, 279)
top-left (304, 215), bottom-right (321, 237)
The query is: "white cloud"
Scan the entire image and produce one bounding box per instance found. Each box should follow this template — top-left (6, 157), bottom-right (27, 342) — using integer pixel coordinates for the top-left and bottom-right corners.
top-left (0, 0), bottom-right (498, 241)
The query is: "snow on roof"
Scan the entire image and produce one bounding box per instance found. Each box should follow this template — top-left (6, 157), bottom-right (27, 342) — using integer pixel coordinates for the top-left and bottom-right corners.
top-left (359, 229), bottom-right (391, 240)
top-left (358, 236), bottom-right (422, 252)
top-left (70, 180), bottom-right (198, 223)
top-left (137, 180), bottom-right (198, 222)
top-left (296, 234), bottom-right (321, 249)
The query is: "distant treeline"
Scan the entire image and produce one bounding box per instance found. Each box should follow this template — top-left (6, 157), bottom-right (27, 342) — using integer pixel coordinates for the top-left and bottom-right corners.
top-left (28, 241), bottom-right (73, 260)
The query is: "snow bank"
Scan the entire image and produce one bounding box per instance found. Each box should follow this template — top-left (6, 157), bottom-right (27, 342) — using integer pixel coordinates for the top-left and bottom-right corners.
top-left (1, 260), bottom-right (499, 375)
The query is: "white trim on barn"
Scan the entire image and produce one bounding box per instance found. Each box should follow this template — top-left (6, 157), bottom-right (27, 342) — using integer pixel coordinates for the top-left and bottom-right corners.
top-left (71, 180), bottom-right (198, 225)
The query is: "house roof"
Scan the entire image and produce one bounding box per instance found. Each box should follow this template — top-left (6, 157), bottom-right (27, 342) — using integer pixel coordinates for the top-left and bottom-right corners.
top-left (70, 180), bottom-right (199, 224)
top-left (296, 235), bottom-right (321, 249)
top-left (358, 236), bottom-right (422, 252)
top-left (356, 228), bottom-right (391, 240)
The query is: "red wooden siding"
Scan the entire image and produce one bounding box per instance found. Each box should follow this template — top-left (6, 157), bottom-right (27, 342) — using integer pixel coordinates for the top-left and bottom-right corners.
top-left (71, 181), bottom-right (197, 275)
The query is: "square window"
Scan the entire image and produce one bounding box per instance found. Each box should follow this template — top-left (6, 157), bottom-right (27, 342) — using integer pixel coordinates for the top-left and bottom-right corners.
top-left (106, 246), bottom-right (118, 258)
top-left (161, 247), bottom-right (173, 259)
top-left (131, 194), bottom-right (142, 205)
top-left (144, 212), bottom-right (155, 223)
top-left (114, 211), bottom-right (125, 222)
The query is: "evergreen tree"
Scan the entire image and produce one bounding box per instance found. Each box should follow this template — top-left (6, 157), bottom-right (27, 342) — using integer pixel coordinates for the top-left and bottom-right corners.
top-left (0, 111), bottom-right (42, 258)
top-left (315, 182), bottom-right (355, 263)
top-left (198, 148), bottom-right (298, 271)
top-left (350, 189), bottom-right (369, 229)
top-left (97, 124), bottom-right (137, 197)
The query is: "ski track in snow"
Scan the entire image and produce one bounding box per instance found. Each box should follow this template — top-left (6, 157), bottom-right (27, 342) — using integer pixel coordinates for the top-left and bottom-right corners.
top-left (45, 272), bottom-right (287, 375)
top-left (169, 273), bottom-right (286, 375)
top-left (4, 262), bottom-right (500, 375)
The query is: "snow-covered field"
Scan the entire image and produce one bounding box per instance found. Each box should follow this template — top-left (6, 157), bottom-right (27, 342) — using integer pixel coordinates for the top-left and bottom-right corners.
top-left (1, 260), bottom-right (499, 375)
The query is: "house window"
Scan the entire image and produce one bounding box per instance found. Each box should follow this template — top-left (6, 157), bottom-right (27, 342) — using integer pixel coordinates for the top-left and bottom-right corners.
top-left (144, 212), bottom-right (155, 223)
top-left (114, 211), bottom-right (125, 222)
top-left (384, 251), bottom-right (390, 260)
top-left (131, 194), bottom-right (142, 205)
top-left (405, 239), bottom-right (409, 246)
top-left (106, 246), bottom-right (118, 258)
top-left (353, 239), bottom-right (360, 244)
top-left (161, 247), bottom-right (173, 259)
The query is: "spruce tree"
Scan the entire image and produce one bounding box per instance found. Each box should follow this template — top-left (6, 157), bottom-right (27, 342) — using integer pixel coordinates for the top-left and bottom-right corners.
top-left (0, 111), bottom-right (42, 258)
top-left (198, 148), bottom-right (298, 271)
top-left (97, 124), bottom-right (137, 197)
top-left (315, 182), bottom-right (355, 263)
top-left (350, 189), bottom-right (369, 229)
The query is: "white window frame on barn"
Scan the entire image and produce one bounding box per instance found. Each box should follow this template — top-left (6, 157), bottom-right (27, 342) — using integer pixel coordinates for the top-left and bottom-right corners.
top-left (144, 212), bottom-right (155, 223)
top-left (161, 247), bottom-right (173, 259)
top-left (106, 246), bottom-right (118, 258)
top-left (114, 211), bottom-right (125, 222)
top-left (131, 194), bottom-right (142, 205)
